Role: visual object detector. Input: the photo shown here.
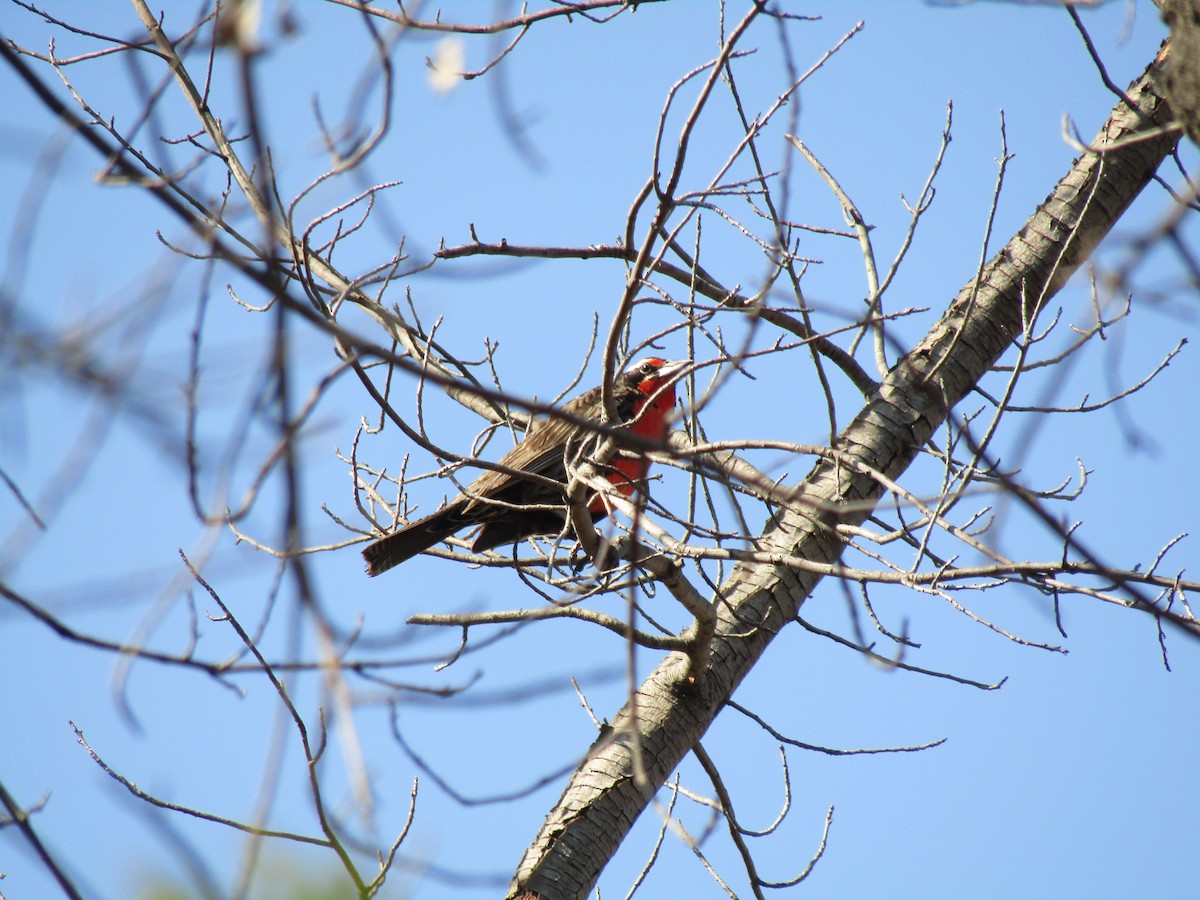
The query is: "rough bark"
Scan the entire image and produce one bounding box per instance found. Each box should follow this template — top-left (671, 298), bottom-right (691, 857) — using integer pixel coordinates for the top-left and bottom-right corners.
top-left (510, 44), bottom-right (1179, 900)
top-left (1162, 0), bottom-right (1200, 148)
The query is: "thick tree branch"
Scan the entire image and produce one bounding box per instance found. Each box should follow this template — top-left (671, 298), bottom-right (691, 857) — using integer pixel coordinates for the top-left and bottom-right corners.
top-left (510, 44), bottom-right (1180, 900)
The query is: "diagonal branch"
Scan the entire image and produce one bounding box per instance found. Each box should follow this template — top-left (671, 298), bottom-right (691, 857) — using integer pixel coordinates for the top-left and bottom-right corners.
top-left (510, 43), bottom-right (1180, 900)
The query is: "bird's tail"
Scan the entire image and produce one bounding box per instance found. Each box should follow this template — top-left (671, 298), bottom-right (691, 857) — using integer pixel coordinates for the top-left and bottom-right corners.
top-left (362, 503), bottom-right (470, 576)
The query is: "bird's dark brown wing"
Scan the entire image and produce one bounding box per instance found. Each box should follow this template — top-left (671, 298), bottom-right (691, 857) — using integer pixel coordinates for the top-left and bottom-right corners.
top-left (457, 385), bottom-right (607, 512)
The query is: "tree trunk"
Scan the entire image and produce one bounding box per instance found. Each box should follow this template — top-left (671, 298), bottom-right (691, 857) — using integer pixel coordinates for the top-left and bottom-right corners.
top-left (510, 44), bottom-right (1178, 900)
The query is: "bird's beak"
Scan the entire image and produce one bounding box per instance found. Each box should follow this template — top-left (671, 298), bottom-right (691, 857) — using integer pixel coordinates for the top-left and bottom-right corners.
top-left (658, 360), bottom-right (690, 382)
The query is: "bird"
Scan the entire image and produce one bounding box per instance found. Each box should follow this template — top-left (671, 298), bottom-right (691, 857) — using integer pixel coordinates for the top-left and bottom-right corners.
top-left (362, 357), bottom-right (688, 576)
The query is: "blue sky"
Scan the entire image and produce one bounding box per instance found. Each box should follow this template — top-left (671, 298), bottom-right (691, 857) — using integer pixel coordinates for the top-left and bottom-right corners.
top-left (2, 2), bottom-right (1197, 898)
